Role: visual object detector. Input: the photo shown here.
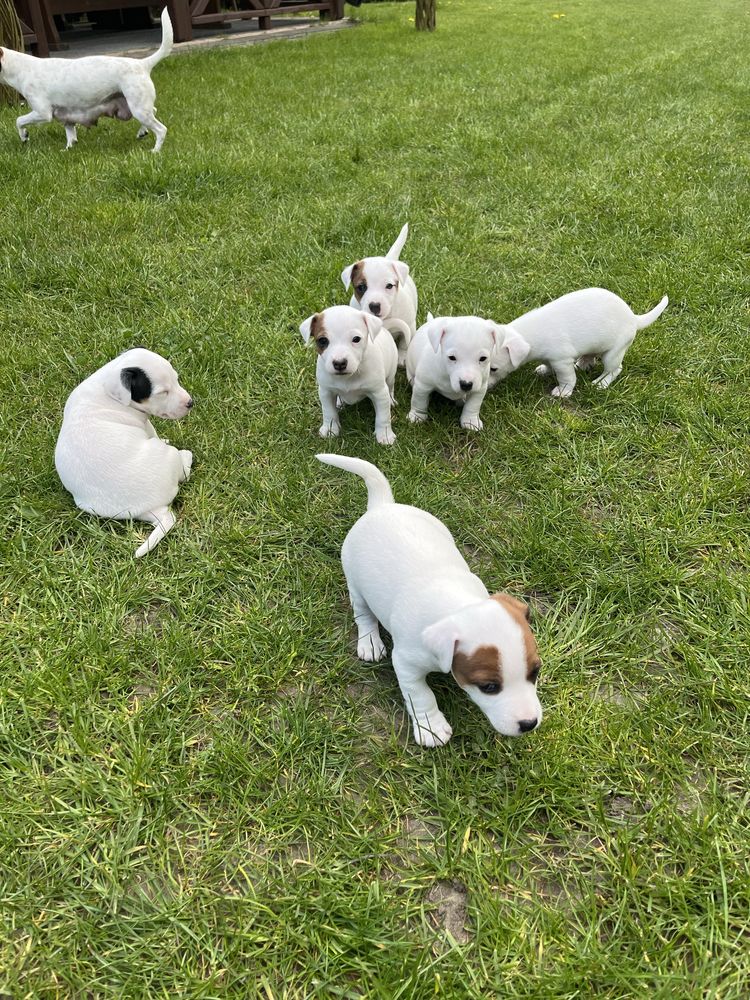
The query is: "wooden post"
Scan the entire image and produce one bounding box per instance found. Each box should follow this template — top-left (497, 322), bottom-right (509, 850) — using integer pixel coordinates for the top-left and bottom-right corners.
top-left (415, 0), bottom-right (435, 31)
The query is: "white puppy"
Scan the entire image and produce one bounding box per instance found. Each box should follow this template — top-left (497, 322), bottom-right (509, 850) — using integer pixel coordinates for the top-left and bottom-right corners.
top-left (301, 304), bottom-right (398, 445)
top-left (55, 348), bottom-right (193, 558)
top-left (317, 454), bottom-right (542, 746)
top-left (341, 223), bottom-right (418, 366)
top-left (0, 9), bottom-right (172, 151)
top-left (406, 314), bottom-right (499, 431)
top-left (489, 288), bottom-right (669, 397)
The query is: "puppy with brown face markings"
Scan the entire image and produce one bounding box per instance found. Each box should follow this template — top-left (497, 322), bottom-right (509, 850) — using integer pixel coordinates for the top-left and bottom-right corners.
top-left (301, 305), bottom-right (398, 445)
top-left (341, 223), bottom-right (418, 367)
top-left (317, 454), bottom-right (542, 746)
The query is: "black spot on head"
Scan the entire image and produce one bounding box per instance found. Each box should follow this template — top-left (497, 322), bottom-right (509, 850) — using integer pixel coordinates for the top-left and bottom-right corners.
top-left (120, 366), bottom-right (152, 403)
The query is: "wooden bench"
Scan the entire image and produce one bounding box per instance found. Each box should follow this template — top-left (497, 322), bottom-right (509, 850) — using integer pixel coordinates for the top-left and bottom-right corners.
top-left (188, 0), bottom-right (345, 36)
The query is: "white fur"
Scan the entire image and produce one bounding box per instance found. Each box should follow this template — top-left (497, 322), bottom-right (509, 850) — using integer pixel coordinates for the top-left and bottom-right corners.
top-left (489, 288), bottom-right (669, 397)
top-left (55, 348), bottom-right (193, 557)
top-left (406, 314), bottom-right (498, 431)
top-left (0, 9), bottom-right (172, 151)
top-left (341, 223), bottom-right (419, 366)
top-left (317, 455), bottom-right (542, 746)
top-left (300, 305), bottom-right (398, 445)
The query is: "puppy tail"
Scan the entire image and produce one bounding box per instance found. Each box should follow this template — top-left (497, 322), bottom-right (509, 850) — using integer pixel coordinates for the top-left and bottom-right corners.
top-left (634, 294), bottom-right (668, 331)
top-left (134, 507), bottom-right (176, 558)
top-left (142, 8), bottom-right (173, 70)
top-left (385, 223), bottom-right (409, 261)
top-left (316, 455), bottom-right (394, 509)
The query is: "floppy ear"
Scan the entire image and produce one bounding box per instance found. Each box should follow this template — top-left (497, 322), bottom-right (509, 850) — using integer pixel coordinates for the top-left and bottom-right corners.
top-left (361, 313), bottom-right (382, 341)
top-left (120, 366), bottom-right (152, 403)
top-left (499, 328), bottom-right (531, 368)
top-left (391, 262), bottom-right (410, 285)
top-left (300, 314), bottom-right (318, 344)
top-left (427, 320), bottom-right (447, 354)
top-left (341, 263), bottom-right (355, 290)
top-left (486, 325), bottom-right (500, 348)
top-left (421, 617), bottom-right (459, 674)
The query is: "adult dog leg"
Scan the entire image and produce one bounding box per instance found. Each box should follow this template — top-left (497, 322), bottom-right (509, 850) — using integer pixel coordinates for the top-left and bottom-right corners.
top-left (16, 107), bottom-right (53, 143)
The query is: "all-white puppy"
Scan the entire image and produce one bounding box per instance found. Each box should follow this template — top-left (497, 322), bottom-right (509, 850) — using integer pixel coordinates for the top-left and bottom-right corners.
top-left (55, 348), bottom-right (193, 558)
top-left (489, 288), bottom-right (669, 397)
top-left (301, 304), bottom-right (398, 445)
top-left (406, 313), bottom-right (499, 431)
top-left (317, 454), bottom-right (542, 747)
top-left (341, 223), bottom-right (418, 366)
top-left (0, 9), bottom-right (172, 151)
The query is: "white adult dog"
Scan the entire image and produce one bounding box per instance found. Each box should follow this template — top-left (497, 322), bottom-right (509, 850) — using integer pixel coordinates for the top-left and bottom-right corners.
top-left (341, 223), bottom-right (418, 367)
top-left (317, 454), bottom-right (542, 746)
top-left (488, 287), bottom-right (669, 396)
top-left (406, 313), bottom-right (500, 431)
top-left (0, 8), bottom-right (172, 151)
top-left (301, 305), bottom-right (398, 445)
top-left (55, 348), bottom-right (193, 558)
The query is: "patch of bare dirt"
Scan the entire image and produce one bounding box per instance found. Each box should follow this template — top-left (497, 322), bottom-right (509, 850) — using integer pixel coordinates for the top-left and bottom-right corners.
top-left (123, 601), bottom-right (175, 637)
top-left (425, 879), bottom-right (471, 947)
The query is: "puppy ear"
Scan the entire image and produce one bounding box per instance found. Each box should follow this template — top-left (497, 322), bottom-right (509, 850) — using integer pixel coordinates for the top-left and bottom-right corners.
top-left (392, 262), bottom-right (410, 285)
top-left (427, 320), bottom-right (447, 354)
top-left (120, 366), bottom-right (152, 403)
top-left (499, 328), bottom-right (531, 369)
top-left (341, 263), bottom-right (355, 290)
top-left (300, 314), bottom-right (318, 344)
top-left (361, 313), bottom-right (382, 341)
top-left (422, 617), bottom-right (459, 674)
top-left (426, 312), bottom-right (434, 323)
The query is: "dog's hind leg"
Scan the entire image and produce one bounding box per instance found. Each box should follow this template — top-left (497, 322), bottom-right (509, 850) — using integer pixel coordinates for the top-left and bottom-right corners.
top-left (64, 125), bottom-right (78, 149)
top-left (134, 506), bottom-right (176, 558)
top-left (123, 78), bottom-right (167, 152)
top-left (16, 107), bottom-right (53, 143)
top-left (593, 342), bottom-right (631, 390)
top-left (349, 586), bottom-right (386, 662)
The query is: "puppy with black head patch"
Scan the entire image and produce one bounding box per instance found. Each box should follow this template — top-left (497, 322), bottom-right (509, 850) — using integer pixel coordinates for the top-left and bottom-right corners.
top-left (55, 348), bottom-right (193, 558)
top-left (317, 455), bottom-right (542, 747)
top-left (341, 223), bottom-right (418, 367)
top-left (300, 304), bottom-right (398, 445)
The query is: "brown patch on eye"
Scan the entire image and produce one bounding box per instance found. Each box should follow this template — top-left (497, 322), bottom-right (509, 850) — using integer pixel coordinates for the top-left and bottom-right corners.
top-left (309, 314), bottom-right (328, 354)
top-left (491, 593), bottom-right (540, 678)
top-left (350, 261), bottom-right (366, 301)
top-left (452, 645), bottom-right (502, 691)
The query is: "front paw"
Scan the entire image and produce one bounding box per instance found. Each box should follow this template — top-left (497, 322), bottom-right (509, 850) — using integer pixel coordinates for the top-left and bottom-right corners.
top-left (460, 415), bottom-right (483, 431)
top-left (376, 426), bottom-right (396, 446)
top-left (357, 633), bottom-right (386, 662)
top-left (551, 384), bottom-right (574, 399)
top-left (408, 409), bottom-right (428, 424)
top-left (413, 713), bottom-right (453, 748)
top-left (319, 421), bottom-right (341, 438)
top-left (180, 449), bottom-right (193, 481)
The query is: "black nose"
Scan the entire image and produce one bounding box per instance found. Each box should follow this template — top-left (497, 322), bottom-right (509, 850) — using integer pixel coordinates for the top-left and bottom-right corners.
top-left (333, 359), bottom-right (348, 372)
top-left (459, 379), bottom-right (473, 391)
top-left (368, 302), bottom-right (381, 316)
top-left (186, 398), bottom-right (194, 409)
top-left (518, 718), bottom-right (538, 734)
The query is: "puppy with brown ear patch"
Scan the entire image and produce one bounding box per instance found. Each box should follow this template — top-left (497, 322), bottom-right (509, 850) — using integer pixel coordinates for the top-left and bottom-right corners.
top-left (301, 305), bottom-right (398, 445)
top-left (341, 223), bottom-right (418, 367)
top-left (317, 455), bottom-right (542, 746)
top-left (55, 348), bottom-right (193, 558)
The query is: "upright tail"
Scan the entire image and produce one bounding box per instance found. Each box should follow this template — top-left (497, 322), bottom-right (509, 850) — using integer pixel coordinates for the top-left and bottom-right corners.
top-left (385, 223), bottom-right (409, 261)
top-left (317, 455), bottom-right (394, 509)
top-left (142, 8), bottom-right (173, 71)
top-left (634, 294), bottom-right (668, 331)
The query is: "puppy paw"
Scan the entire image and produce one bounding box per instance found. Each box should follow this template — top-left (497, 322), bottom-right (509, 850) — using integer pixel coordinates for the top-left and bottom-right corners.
top-left (136, 127), bottom-right (149, 139)
top-left (180, 450), bottom-right (193, 481)
top-left (19, 128), bottom-right (29, 143)
top-left (319, 422), bottom-right (341, 438)
top-left (551, 384), bottom-right (574, 398)
top-left (408, 409), bottom-right (428, 424)
top-left (460, 415), bottom-right (484, 431)
top-left (357, 632), bottom-right (386, 662)
top-left (397, 351), bottom-right (408, 368)
top-left (376, 426), bottom-right (396, 446)
top-left (413, 713), bottom-right (453, 748)
top-left (534, 364), bottom-right (550, 377)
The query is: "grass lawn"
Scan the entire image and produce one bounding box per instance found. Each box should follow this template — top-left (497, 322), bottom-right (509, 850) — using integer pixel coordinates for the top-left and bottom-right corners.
top-left (2, 0), bottom-right (749, 995)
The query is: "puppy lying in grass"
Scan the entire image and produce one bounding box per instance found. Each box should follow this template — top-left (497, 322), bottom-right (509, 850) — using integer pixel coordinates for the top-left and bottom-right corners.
top-left (318, 454), bottom-right (542, 746)
top-left (55, 348), bottom-right (193, 558)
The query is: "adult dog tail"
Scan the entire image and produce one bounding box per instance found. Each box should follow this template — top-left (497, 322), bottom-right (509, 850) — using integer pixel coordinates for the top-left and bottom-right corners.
top-left (634, 295), bottom-right (668, 330)
top-left (142, 8), bottom-right (173, 71)
top-left (317, 455), bottom-right (394, 510)
top-left (385, 223), bottom-right (409, 261)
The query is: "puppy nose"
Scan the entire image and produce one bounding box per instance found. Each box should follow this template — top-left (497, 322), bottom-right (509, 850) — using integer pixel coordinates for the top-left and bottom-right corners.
top-left (333, 359), bottom-right (348, 372)
top-left (459, 379), bottom-right (473, 391)
top-left (186, 398), bottom-right (194, 409)
top-left (368, 302), bottom-right (381, 316)
top-left (518, 718), bottom-right (538, 734)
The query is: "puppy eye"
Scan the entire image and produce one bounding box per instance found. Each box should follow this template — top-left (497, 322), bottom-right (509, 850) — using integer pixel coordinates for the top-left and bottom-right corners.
top-left (317, 337), bottom-right (329, 349)
top-left (479, 356), bottom-right (488, 363)
top-left (356, 283), bottom-right (367, 295)
top-left (477, 682), bottom-right (501, 695)
top-left (528, 665), bottom-right (541, 684)
top-left (490, 367), bottom-right (498, 373)
top-left (352, 336), bottom-right (362, 343)
top-left (385, 282), bottom-right (395, 290)
top-left (447, 355), bottom-right (457, 362)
